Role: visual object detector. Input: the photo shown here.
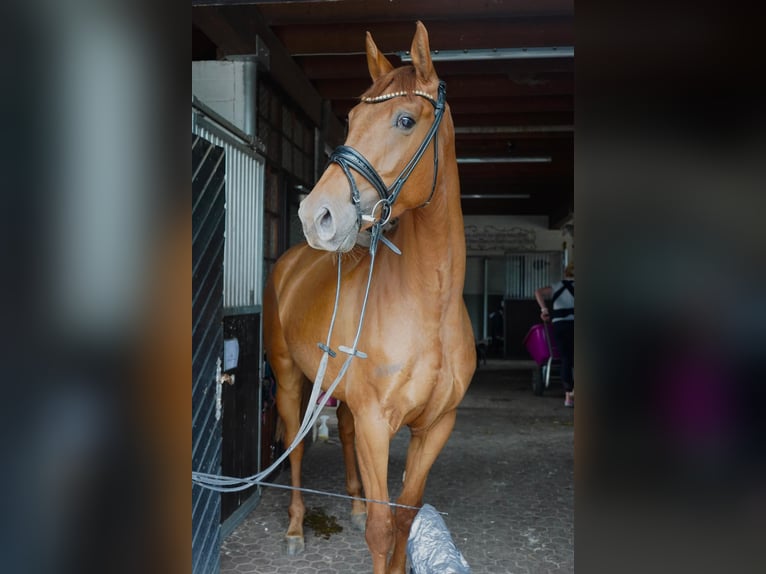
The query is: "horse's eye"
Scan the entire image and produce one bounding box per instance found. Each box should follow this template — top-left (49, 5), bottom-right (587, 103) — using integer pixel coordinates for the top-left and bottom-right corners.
top-left (396, 115), bottom-right (416, 130)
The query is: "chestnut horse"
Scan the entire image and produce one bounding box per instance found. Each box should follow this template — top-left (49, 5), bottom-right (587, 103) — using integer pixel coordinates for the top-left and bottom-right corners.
top-left (263, 22), bottom-right (475, 574)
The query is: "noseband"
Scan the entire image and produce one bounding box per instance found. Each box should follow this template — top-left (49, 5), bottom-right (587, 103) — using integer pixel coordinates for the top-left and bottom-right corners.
top-left (328, 80), bottom-right (447, 231)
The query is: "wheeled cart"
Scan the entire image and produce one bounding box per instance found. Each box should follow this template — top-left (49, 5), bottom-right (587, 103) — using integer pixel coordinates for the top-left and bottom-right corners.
top-left (523, 322), bottom-right (560, 396)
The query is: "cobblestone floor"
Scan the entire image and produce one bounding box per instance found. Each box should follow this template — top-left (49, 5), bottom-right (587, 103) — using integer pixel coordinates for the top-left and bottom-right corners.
top-left (221, 361), bottom-right (574, 573)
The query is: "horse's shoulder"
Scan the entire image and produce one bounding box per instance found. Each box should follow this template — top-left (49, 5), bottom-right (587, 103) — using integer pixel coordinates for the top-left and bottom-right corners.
top-left (278, 241), bottom-right (311, 265)
top-left (271, 242), bottom-right (313, 278)
top-left (270, 242), bottom-right (335, 299)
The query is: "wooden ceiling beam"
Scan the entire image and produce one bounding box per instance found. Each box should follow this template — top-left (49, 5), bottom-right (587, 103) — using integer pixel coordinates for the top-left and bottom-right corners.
top-left (456, 140), bottom-right (573, 157)
top-left (452, 111), bottom-right (574, 125)
top-left (294, 55), bottom-right (574, 80)
top-left (192, 7), bottom-right (258, 56)
top-left (256, 0), bottom-right (574, 25)
top-left (295, 55), bottom-right (371, 80)
top-left (425, 58), bottom-right (575, 77)
top-left (271, 18), bottom-right (574, 55)
top-left (448, 95), bottom-right (573, 114)
top-left (458, 162), bottom-right (572, 177)
top-left (458, 181), bottom-right (572, 195)
top-left (449, 112), bottom-right (573, 128)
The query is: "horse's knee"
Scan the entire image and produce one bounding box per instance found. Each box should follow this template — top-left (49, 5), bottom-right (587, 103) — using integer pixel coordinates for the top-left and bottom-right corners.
top-left (365, 509), bottom-right (394, 556)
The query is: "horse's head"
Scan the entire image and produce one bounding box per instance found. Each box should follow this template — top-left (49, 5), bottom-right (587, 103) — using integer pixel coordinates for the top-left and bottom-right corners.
top-left (299, 21), bottom-right (447, 252)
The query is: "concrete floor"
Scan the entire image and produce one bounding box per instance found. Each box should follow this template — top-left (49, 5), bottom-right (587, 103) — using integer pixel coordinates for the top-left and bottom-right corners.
top-left (220, 361), bottom-right (574, 573)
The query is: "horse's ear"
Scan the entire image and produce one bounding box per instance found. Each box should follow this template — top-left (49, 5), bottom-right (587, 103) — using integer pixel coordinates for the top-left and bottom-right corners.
top-left (366, 31), bottom-right (393, 81)
top-left (409, 21), bottom-right (436, 84)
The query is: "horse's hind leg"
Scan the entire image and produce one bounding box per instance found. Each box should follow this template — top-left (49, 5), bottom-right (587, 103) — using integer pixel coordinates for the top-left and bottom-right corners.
top-left (272, 357), bottom-right (309, 555)
top-left (337, 401), bottom-right (367, 530)
top-left (389, 410), bottom-right (458, 574)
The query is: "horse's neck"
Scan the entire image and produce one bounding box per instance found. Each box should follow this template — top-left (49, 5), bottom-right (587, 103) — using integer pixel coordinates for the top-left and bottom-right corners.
top-left (389, 170), bottom-right (466, 298)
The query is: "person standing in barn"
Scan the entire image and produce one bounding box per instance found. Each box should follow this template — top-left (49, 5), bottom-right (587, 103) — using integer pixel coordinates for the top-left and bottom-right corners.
top-left (535, 262), bottom-right (575, 407)
top-left (488, 300), bottom-right (505, 358)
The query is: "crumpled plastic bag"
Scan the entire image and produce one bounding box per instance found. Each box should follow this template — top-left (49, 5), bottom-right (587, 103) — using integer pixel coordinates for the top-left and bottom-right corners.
top-left (407, 504), bottom-right (471, 574)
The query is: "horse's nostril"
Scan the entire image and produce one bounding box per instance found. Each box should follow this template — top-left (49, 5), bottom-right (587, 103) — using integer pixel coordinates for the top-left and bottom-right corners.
top-left (315, 206), bottom-right (335, 240)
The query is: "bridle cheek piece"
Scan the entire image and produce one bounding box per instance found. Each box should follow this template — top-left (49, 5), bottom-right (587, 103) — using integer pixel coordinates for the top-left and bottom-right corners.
top-left (328, 81), bottom-right (447, 232)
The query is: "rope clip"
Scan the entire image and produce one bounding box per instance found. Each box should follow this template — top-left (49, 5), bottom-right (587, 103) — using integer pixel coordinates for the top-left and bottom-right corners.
top-left (338, 345), bottom-right (368, 359)
top-left (317, 342), bottom-right (337, 358)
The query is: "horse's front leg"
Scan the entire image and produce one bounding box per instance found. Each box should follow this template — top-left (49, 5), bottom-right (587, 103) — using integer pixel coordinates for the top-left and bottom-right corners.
top-left (336, 401), bottom-right (367, 530)
top-left (389, 410), bottom-right (458, 574)
top-left (273, 362), bottom-right (308, 555)
top-left (353, 413), bottom-right (395, 574)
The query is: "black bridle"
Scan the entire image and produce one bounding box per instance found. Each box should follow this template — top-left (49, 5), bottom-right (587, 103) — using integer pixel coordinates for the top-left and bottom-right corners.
top-left (328, 80), bottom-right (447, 233)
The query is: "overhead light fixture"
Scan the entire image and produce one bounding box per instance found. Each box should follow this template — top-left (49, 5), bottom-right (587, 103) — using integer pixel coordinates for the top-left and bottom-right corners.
top-left (397, 47), bottom-right (574, 62)
top-left (461, 194), bottom-right (531, 199)
top-left (457, 157), bottom-right (551, 164)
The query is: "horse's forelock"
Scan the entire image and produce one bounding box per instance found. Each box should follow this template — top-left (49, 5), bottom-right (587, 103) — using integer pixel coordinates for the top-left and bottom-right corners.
top-left (360, 66), bottom-right (418, 101)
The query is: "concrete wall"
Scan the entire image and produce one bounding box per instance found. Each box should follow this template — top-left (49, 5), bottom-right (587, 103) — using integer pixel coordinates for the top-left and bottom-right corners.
top-left (192, 60), bottom-right (257, 138)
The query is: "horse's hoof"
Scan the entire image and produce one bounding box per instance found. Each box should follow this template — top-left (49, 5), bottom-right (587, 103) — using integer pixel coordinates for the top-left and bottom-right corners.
top-left (284, 535), bottom-right (305, 556)
top-left (350, 512), bottom-right (367, 532)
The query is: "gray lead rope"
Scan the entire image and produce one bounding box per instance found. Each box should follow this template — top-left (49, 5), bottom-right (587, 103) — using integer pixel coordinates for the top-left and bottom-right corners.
top-left (191, 221), bottom-right (447, 513)
top-left (191, 245), bottom-right (371, 490)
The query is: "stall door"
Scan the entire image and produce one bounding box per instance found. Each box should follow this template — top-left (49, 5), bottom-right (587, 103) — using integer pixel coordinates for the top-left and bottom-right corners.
top-left (192, 133), bottom-right (225, 574)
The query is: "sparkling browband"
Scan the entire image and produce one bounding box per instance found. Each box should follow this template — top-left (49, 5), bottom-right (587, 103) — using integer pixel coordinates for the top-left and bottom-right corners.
top-left (361, 89), bottom-right (436, 104)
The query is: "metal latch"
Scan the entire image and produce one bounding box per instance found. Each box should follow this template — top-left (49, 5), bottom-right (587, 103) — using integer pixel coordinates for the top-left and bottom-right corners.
top-left (214, 357), bottom-right (236, 421)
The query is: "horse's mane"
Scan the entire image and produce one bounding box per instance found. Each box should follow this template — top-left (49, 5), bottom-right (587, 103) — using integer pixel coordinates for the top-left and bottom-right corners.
top-left (360, 66), bottom-right (418, 101)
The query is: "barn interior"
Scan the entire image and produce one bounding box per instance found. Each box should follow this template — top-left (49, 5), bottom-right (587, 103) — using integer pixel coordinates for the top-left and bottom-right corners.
top-left (192, 2), bottom-right (574, 572)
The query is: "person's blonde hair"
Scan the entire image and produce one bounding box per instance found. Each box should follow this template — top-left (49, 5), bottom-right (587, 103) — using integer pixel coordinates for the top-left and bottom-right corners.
top-left (564, 261), bottom-right (574, 277)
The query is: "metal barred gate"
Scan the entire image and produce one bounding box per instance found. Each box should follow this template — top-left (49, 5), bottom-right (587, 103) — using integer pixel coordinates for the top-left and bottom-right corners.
top-left (192, 132), bottom-right (226, 574)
